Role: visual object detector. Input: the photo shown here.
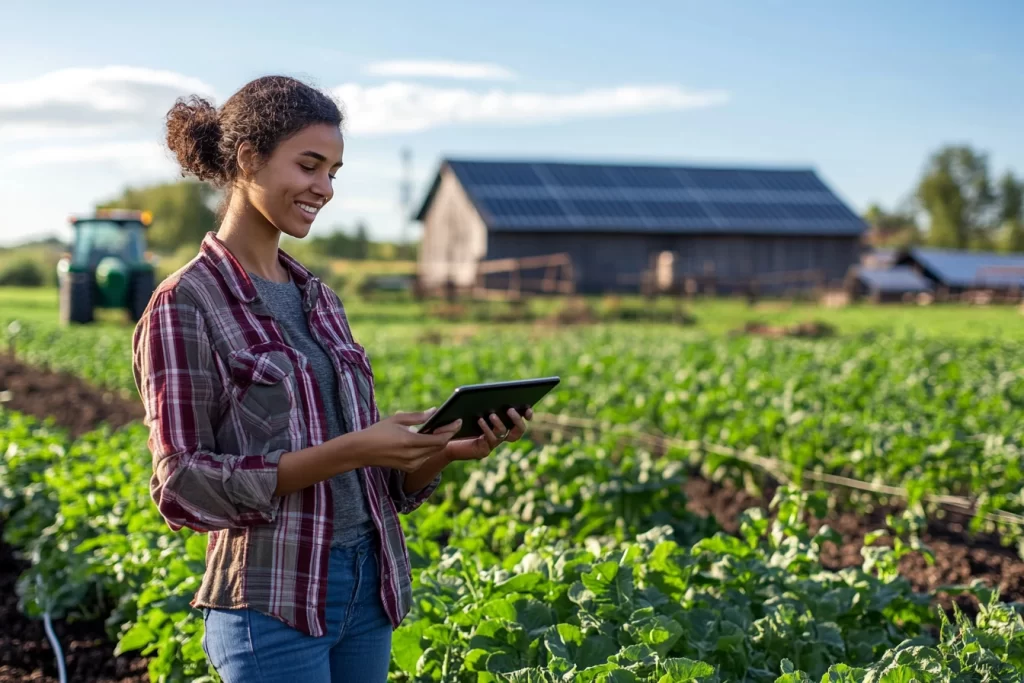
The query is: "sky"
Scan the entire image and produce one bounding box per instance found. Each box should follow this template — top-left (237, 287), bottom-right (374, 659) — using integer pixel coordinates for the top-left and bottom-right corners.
top-left (1, 0), bottom-right (1022, 246)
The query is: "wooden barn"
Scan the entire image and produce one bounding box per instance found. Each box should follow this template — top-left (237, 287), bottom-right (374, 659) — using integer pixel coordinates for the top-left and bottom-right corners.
top-left (413, 158), bottom-right (868, 296)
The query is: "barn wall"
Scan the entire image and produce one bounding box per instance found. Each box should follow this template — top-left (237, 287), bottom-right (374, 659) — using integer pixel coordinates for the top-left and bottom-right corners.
top-left (486, 232), bottom-right (653, 293)
top-left (417, 168), bottom-right (488, 288)
top-left (486, 232), bottom-right (862, 294)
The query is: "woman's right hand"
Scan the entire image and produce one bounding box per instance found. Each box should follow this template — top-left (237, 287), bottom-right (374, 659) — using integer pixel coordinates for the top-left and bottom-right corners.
top-left (355, 410), bottom-right (461, 472)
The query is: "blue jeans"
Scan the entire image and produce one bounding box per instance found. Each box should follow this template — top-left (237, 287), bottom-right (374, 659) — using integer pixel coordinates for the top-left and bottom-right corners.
top-left (201, 533), bottom-right (392, 682)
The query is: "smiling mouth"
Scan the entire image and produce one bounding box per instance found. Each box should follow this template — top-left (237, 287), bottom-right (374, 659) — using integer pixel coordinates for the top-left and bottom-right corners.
top-left (296, 202), bottom-right (320, 218)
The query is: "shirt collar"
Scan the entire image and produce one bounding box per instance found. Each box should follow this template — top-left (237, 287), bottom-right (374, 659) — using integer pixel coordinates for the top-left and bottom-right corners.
top-left (200, 231), bottom-right (322, 312)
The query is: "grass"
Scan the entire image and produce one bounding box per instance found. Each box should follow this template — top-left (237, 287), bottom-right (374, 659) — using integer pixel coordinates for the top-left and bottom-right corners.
top-left (3, 284), bottom-right (1024, 341)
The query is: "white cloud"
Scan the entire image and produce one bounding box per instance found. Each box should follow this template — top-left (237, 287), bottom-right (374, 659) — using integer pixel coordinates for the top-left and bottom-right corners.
top-left (0, 66), bottom-right (216, 137)
top-left (364, 60), bottom-right (517, 81)
top-left (337, 195), bottom-right (398, 214)
top-left (2, 140), bottom-right (176, 174)
top-left (335, 81), bottom-right (729, 135)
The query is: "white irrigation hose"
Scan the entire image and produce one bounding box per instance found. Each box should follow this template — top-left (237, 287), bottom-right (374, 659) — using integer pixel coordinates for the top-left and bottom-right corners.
top-left (42, 611), bottom-right (67, 683)
top-left (36, 573), bottom-right (68, 683)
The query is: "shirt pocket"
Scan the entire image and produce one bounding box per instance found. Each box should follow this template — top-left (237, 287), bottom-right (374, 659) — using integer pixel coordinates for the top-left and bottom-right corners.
top-left (226, 341), bottom-right (302, 439)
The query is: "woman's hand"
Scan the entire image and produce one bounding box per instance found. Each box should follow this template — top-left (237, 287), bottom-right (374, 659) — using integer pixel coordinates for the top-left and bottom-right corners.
top-left (443, 407), bottom-right (533, 462)
top-left (356, 410), bottom-right (462, 472)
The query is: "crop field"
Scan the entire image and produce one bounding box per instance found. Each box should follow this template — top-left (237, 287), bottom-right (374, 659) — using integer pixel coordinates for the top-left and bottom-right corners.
top-left (1, 300), bottom-right (1024, 682)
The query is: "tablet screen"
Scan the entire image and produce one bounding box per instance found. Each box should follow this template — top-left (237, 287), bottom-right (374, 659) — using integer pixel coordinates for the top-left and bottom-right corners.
top-left (417, 376), bottom-right (560, 440)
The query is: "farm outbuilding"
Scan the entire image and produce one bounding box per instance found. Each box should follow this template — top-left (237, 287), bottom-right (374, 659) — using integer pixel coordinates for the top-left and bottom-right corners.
top-left (413, 158), bottom-right (868, 296)
top-left (895, 248), bottom-right (1024, 298)
top-left (846, 266), bottom-right (933, 303)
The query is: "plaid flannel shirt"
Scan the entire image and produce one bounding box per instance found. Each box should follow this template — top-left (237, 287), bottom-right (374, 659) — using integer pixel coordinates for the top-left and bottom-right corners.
top-left (131, 231), bottom-right (439, 637)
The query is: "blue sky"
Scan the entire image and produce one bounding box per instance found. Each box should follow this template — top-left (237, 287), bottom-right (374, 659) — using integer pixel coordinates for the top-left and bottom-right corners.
top-left (1, 0), bottom-right (1021, 246)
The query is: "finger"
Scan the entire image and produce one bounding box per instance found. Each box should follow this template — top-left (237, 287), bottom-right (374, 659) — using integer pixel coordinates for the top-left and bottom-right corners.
top-left (525, 407), bottom-right (534, 420)
top-left (489, 412), bottom-right (507, 437)
top-left (507, 408), bottom-right (526, 430)
top-left (391, 410), bottom-right (433, 426)
top-left (505, 408), bottom-right (527, 441)
top-left (477, 417), bottom-right (501, 448)
top-left (422, 427), bottom-right (458, 447)
top-left (433, 419), bottom-right (462, 435)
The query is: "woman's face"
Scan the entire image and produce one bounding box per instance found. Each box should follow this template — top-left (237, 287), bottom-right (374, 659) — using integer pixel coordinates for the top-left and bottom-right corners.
top-left (245, 123), bottom-right (344, 239)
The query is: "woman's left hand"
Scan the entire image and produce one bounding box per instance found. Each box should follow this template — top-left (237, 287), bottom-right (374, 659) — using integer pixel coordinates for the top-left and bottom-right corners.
top-left (443, 407), bottom-right (533, 462)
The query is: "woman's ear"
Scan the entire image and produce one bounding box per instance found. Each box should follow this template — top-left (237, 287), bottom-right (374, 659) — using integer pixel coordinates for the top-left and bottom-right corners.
top-left (236, 141), bottom-right (257, 179)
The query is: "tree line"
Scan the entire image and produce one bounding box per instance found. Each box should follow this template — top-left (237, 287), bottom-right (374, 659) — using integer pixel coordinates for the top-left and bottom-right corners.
top-left (864, 144), bottom-right (1024, 252)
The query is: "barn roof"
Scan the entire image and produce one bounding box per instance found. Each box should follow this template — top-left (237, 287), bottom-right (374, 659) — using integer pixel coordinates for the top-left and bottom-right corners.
top-left (855, 266), bottom-right (932, 293)
top-left (897, 248), bottom-right (1024, 289)
top-left (415, 158), bottom-right (867, 236)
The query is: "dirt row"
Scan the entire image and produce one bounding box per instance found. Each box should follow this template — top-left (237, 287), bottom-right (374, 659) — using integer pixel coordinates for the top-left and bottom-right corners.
top-left (683, 478), bottom-right (1024, 616)
top-left (0, 355), bottom-right (147, 682)
top-left (3, 354), bottom-right (1024, 681)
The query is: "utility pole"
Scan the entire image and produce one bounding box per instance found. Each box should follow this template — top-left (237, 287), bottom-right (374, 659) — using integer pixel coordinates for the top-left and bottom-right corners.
top-left (399, 147), bottom-right (413, 246)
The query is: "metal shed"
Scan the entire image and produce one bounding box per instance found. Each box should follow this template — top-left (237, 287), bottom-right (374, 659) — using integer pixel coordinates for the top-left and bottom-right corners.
top-left (414, 158), bottom-right (868, 295)
top-left (847, 266), bottom-right (933, 302)
top-left (896, 248), bottom-right (1024, 293)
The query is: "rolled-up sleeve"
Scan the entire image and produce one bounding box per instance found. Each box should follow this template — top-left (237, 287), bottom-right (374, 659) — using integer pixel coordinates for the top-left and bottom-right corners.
top-left (132, 288), bottom-right (284, 532)
top-left (387, 469), bottom-right (441, 515)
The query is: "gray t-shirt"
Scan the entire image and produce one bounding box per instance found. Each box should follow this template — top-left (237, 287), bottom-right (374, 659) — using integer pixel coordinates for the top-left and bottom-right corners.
top-left (250, 272), bottom-right (374, 547)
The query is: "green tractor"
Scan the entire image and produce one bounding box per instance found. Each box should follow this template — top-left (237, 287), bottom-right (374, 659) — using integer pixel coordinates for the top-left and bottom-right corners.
top-left (57, 209), bottom-right (157, 325)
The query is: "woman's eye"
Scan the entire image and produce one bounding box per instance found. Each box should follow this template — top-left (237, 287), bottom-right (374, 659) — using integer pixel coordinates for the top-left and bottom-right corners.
top-left (300, 165), bottom-right (315, 172)
top-left (328, 174), bottom-right (337, 181)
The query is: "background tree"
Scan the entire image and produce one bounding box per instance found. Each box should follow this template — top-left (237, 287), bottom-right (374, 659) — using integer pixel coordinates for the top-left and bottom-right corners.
top-left (915, 145), bottom-right (996, 249)
top-left (997, 172), bottom-right (1024, 252)
top-left (97, 181), bottom-right (217, 252)
top-left (863, 202), bottom-right (921, 248)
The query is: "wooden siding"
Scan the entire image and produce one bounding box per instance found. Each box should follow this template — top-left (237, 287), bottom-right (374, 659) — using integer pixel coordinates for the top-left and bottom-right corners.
top-left (417, 166), bottom-right (488, 288)
top-left (485, 232), bottom-right (861, 294)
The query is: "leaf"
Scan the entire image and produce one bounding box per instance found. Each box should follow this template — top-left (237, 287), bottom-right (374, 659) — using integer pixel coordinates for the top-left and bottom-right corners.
top-left (545, 623), bottom-right (583, 662)
top-left (658, 658), bottom-right (716, 682)
top-left (578, 634), bottom-right (619, 669)
top-left (464, 648), bottom-right (491, 672)
top-left (114, 623), bottom-right (155, 655)
top-left (628, 614), bottom-right (683, 658)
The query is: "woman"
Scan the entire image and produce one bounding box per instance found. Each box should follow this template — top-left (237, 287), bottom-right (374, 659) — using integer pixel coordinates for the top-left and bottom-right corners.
top-left (131, 75), bottom-right (532, 682)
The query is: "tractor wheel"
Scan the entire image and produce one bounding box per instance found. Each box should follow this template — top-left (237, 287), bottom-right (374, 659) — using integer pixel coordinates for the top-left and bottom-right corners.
top-left (59, 272), bottom-right (94, 325)
top-left (129, 270), bottom-right (156, 322)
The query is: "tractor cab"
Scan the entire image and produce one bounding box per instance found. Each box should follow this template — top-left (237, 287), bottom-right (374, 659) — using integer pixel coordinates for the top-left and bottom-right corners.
top-left (57, 209), bottom-right (157, 324)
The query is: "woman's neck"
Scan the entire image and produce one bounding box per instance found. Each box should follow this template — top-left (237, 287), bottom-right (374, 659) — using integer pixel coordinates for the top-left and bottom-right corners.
top-left (217, 195), bottom-right (288, 283)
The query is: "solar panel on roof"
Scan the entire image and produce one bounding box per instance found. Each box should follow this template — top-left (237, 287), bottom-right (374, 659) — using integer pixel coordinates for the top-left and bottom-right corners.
top-left (568, 199), bottom-right (641, 220)
top-left (637, 200), bottom-right (708, 221)
top-left (677, 168), bottom-right (755, 190)
top-left (543, 164), bottom-right (619, 188)
top-left (709, 201), bottom-right (789, 221)
top-left (778, 203), bottom-right (857, 222)
top-left (751, 172), bottom-right (826, 193)
top-left (457, 162), bottom-right (544, 187)
top-left (438, 159), bottom-right (867, 236)
top-left (477, 197), bottom-right (566, 222)
top-left (608, 166), bottom-right (685, 189)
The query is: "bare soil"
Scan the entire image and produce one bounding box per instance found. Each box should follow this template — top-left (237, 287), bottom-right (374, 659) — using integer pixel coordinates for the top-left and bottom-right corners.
top-left (0, 353), bottom-right (144, 438)
top-left (0, 354), bottom-right (147, 682)
top-left (683, 478), bottom-right (1024, 617)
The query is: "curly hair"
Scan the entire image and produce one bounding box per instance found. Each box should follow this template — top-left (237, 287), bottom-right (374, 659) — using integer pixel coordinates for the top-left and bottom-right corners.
top-left (165, 75), bottom-right (344, 186)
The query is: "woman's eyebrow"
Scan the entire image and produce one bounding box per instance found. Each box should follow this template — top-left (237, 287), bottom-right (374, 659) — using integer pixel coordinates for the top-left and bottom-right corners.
top-left (300, 150), bottom-right (342, 167)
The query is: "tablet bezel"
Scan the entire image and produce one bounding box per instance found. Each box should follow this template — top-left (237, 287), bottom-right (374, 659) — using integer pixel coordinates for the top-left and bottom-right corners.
top-left (416, 376), bottom-right (560, 440)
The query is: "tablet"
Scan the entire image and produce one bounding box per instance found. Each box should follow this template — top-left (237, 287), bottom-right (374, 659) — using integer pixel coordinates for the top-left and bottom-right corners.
top-left (417, 376), bottom-right (560, 440)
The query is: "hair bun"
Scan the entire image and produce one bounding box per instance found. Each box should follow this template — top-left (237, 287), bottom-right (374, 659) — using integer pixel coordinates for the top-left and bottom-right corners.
top-left (165, 95), bottom-right (225, 183)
